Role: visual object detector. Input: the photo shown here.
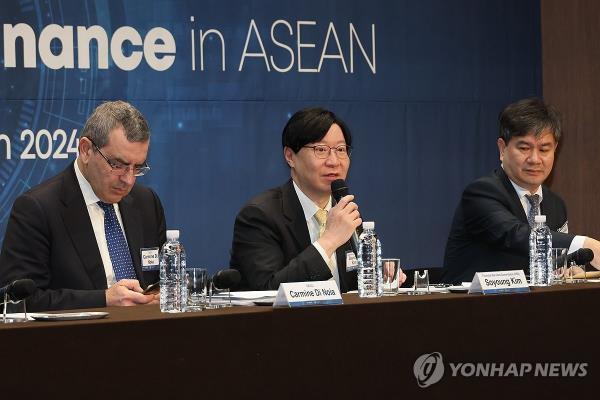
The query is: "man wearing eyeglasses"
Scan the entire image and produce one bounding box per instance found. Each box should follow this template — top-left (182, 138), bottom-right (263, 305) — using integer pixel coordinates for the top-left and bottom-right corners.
top-left (230, 107), bottom-right (363, 292)
top-left (0, 101), bottom-right (166, 311)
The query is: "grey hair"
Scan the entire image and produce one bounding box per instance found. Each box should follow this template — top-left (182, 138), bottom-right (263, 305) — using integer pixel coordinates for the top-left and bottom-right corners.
top-left (80, 100), bottom-right (150, 148)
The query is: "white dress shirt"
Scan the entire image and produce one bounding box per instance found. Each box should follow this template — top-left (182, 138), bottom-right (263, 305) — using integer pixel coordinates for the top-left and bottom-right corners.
top-left (74, 159), bottom-right (129, 287)
top-left (507, 177), bottom-right (585, 254)
top-left (292, 180), bottom-right (341, 288)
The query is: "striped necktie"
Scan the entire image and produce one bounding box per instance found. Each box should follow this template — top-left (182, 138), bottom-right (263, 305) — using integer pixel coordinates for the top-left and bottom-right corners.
top-left (525, 194), bottom-right (541, 227)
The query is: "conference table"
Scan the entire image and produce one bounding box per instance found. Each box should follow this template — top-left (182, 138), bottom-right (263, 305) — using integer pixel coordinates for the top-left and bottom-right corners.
top-left (2, 283), bottom-right (599, 398)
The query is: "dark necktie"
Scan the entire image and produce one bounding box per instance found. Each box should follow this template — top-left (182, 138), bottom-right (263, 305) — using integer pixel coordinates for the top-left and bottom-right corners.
top-left (97, 201), bottom-right (137, 281)
top-left (525, 194), bottom-right (541, 227)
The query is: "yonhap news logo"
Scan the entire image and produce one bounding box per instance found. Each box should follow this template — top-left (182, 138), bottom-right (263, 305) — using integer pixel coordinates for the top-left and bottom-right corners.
top-left (413, 352), bottom-right (589, 388)
top-left (413, 352), bottom-right (445, 388)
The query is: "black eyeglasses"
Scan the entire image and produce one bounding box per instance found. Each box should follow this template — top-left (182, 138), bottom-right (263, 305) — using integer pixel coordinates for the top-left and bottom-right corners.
top-left (88, 138), bottom-right (150, 177)
top-left (302, 144), bottom-right (352, 159)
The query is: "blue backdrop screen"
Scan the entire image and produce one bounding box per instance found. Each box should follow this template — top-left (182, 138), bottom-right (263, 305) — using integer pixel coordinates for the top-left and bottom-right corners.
top-left (0, 0), bottom-right (541, 272)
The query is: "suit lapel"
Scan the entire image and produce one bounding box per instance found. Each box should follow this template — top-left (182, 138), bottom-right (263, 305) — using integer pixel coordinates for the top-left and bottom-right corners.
top-left (331, 192), bottom-right (358, 292)
top-left (335, 240), bottom-right (355, 292)
top-left (495, 168), bottom-right (528, 223)
top-left (540, 186), bottom-right (562, 230)
top-left (60, 165), bottom-right (108, 289)
top-left (119, 193), bottom-right (145, 283)
top-left (281, 180), bottom-right (312, 250)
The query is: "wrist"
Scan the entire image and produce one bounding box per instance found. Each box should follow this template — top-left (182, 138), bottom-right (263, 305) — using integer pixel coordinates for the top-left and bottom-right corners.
top-left (317, 236), bottom-right (337, 257)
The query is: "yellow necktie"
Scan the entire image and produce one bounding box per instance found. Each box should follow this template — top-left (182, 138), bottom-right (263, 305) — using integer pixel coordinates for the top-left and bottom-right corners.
top-left (314, 208), bottom-right (328, 238)
top-left (314, 208), bottom-right (337, 281)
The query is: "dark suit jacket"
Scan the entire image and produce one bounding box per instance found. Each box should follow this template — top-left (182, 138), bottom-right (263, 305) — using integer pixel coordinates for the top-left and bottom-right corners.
top-left (0, 163), bottom-right (166, 311)
top-left (442, 168), bottom-right (574, 284)
top-left (230, 180), bottom-right (358, 292)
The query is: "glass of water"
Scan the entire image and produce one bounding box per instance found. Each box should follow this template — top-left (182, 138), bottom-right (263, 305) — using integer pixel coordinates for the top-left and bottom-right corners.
top-left (184, 267), bottom-right (207, 312)
top-left (381, 258), bottom-right (401, 295)
top-left (551, 248), bottom-right (567, 285)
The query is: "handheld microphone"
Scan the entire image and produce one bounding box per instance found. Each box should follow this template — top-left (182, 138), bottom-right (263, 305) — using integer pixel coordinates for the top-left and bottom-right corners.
top-left (211, 269), bottom-right (241, 290)
top-left (558, 248), bottom-right (594, 266)
top-left (331, 179), bottom-right (360, 254)
top-left (0, 279), bottom-right (36, 302)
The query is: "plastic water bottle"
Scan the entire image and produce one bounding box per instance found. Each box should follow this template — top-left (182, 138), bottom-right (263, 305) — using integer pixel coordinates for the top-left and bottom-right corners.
top-left (529, 215), bottom-right (552, 286)
top-left (357, 221), bottom-right (383, 297)
top-left (159, 230), bottom-right (187, 312)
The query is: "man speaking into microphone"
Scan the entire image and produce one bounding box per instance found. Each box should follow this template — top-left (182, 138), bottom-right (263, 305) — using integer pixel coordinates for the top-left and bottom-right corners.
top-left (230, 108), bottom-right (364, 292)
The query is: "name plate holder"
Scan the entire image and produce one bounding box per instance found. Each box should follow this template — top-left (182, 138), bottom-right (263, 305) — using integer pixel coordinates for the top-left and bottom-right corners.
top-left (469, 270), bottom-right (530, 295)
top-left (273, 281), bottom-right (343, 308)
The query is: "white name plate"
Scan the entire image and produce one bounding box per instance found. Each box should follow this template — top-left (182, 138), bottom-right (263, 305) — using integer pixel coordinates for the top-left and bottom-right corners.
top-left (273, 281), bottom-right (343, 308)
top-left (469, 270), bottom-right (529, 294)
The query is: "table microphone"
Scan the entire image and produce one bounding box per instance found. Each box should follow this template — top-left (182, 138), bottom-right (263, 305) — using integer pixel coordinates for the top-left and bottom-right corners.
top-left (558, 248), bottom-right (594, 266)
top-left (212, 269), bottom-right (241, 290)
top-left (331, 179), bottom-right (360, 254)
top-left (0, 279), bottom-right (36, 302)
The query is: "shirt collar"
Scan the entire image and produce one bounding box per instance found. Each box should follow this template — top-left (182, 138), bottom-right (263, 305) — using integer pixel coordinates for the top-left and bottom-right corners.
top-left (506, 175), bottom-right (543, 203)
top-left (292, 180), bottom-right (332, 222)
top-left (74, 158), bottom-right (102, 206)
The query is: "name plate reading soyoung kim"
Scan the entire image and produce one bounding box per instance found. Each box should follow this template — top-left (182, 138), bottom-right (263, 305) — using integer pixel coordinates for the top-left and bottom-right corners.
top-left (469, 270), bottom-right (529, 295)
top-left (273, 281), bottom-right (343, 308)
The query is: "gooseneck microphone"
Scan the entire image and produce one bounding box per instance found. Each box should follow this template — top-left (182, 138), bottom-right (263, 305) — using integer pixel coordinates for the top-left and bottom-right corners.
top-left (331, 179), bottom-right (360, 254)
top-left (0, 279), bottom-right (36, 302)
top-left (212, 269), bottom-right (241, 290)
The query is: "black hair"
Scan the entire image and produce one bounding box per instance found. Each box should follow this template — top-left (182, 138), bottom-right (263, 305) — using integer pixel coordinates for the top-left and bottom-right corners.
top-left (281, 107), bottom-right (352, 152)
top-left (498, 98), bottom-right (561, 143)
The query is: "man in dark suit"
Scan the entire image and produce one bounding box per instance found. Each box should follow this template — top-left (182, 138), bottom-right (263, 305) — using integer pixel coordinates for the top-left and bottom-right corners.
top-left (0, 101), bottom-right (166, 311)
top-left (231, 108), bottom-right (386, 292)
top-left (442, 98), bottom-right (600, 283)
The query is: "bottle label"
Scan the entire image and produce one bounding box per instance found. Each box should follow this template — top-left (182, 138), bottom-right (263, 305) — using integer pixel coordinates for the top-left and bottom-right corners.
top-left (468, 270), bottom-right (529, 294)
top-left (141, 247), bottom-right (160, 271)
top-left (273, 281), bottom-right (343, 308)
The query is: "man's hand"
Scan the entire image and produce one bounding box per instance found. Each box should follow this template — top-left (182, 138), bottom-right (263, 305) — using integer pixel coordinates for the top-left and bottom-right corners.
top-left (318, 194), bottom-right (362, 257)
top-left (583, 237), bottom-right (600, 269)
top-left (105, 279), bottom-right (157, 306)
top-left (398, 269), bottom-right (407, 286)
top-left (382, 261), bottom-right (408, 286)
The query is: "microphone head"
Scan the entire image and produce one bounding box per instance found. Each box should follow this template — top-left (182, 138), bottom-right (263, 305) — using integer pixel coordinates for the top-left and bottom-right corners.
top-left (212, 269), bottom-right (241, 290)
top-left (9, 279), bottom-right (36, 301)
top-left (331, 179), bottom-right (349, 203)
top-left (574, 248), bottom-right (594, 265)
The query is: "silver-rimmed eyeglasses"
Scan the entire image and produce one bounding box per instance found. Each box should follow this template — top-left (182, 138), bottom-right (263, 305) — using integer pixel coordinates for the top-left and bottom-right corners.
top-left (303, 144), bottom-right (352, 159)
top-left (89, 138), bottom-right (150, 177)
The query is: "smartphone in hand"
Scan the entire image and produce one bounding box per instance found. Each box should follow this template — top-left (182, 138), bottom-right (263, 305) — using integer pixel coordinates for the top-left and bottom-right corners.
top-left (143, 281), bottom-right (159, 294)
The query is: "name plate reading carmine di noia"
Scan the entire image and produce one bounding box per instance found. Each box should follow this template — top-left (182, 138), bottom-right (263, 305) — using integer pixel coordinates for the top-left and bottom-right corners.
top-left (273, 281), bottom-right (343, 308)
top-left (469, 270), bottom-right (530, 295)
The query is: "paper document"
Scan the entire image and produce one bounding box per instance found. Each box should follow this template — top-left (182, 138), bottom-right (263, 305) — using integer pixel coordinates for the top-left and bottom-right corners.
top-left (225, 291), bottom-right (278, 300)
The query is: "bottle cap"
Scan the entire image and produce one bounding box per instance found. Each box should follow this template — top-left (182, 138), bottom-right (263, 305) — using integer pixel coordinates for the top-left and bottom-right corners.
top-left (534, 215), bottom-right (546, 223)
top-left (362, 221), bottom-right (375, 230)
top-left (166, 230), bottom-right (180, 240)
